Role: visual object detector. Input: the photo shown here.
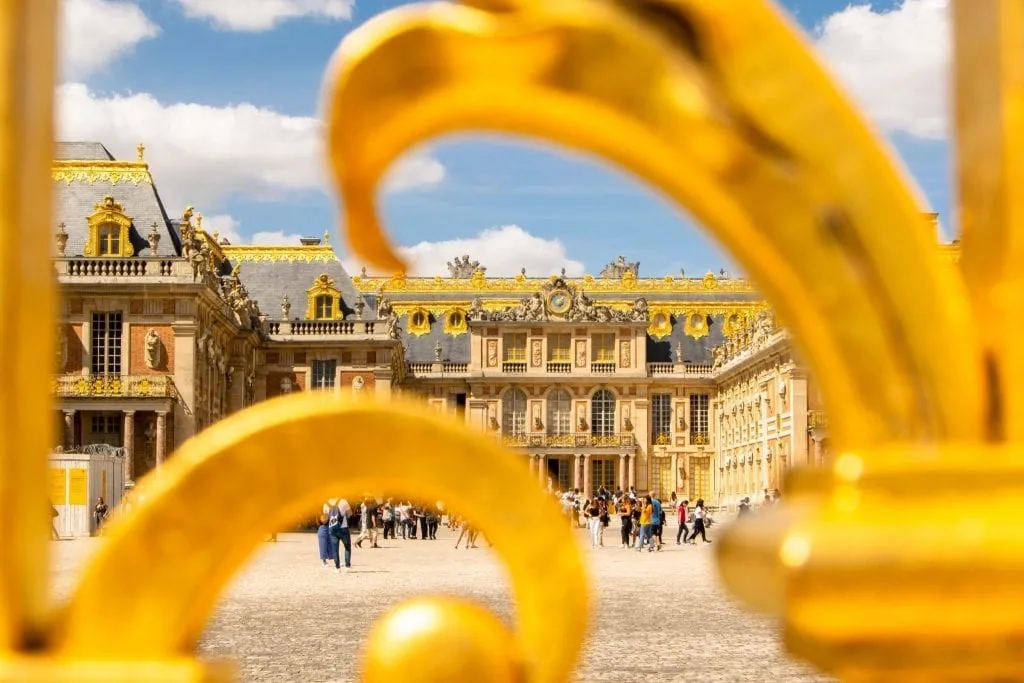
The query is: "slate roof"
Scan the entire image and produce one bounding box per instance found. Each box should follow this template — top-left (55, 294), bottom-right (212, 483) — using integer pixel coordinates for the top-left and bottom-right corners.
top-left (399, 314), bottom-right (472, 363)
top-left (222, 248), bottom-right (370, 321)
top-left (55, 142), bottom-right (114, 160)
top-left (647, 314), bottom-right (728, 365)
top-left (53, 142), bottom-right (181, 258)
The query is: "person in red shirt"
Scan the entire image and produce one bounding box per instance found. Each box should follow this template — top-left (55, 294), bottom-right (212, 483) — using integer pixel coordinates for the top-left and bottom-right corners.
top-left (676, 498), bottom-right (690, 545)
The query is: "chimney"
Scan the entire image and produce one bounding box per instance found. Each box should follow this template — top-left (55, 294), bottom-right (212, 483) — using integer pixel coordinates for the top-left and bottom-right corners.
top-left (299, 236), bottom-right (322, 246)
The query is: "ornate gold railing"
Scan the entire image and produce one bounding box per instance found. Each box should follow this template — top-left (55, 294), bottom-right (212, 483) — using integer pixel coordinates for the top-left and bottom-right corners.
top-left (807, 410), bottom-right (828, 431)
top-left (689, 432), bottom-right (710, 446)
top-left (500, 433), bottom-right (635, 449)
top-left (51, 374), bottom-right (175, 399)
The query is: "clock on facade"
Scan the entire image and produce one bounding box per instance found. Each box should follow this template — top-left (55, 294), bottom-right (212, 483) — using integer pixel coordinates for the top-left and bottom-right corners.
top-left (547, 290), bottom-right (570, 315)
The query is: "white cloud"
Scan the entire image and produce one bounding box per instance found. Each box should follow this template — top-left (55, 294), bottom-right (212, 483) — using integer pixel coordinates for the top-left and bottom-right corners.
top-left (60, 0), bottom-right (159, 79)
top-left (199, 215), bottom-right (309, 245)
top-left (56, 82), bottom-right (446, 211)
top-left (172, 0), bottom-right (354, 31)
top-left (814, 0), bottom-right (949, 139)
top-left (342, 225), bottom-right (586, 277)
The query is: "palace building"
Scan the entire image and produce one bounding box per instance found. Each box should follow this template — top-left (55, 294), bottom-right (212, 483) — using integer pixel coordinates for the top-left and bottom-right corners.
top-left (51, 142), bottom-right (960, 505)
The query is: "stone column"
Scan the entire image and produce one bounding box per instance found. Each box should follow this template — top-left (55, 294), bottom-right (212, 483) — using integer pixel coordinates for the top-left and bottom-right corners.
top-left (63, 410), bottom-right (75, 450)
top-left (528, 455), bottom-right (535, 477)
top-left (671, 452), bottom-right (679, 495)
top-left (123, 410), bottom-right (135, 482)
top-left (537, 455), bottom-right (547, 487)
top-left (812, 436), bottom-right (824, 467)
top-left (155, 411), bottom-right (167, 467)
top-left (582, 454), bottom-right (592, 498)
top-left (573, 454), bottom-right (581, 491)
top-left (628, 454), bottom-right (637, 490)
top-left (618, 453), bottom-right (627, 491)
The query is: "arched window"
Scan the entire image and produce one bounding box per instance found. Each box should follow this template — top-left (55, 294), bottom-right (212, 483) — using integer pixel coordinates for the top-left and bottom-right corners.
top-left (314, 294), bottom-right (334, 319)
top-left (502, 388), bottom-right (527, 435)
top-left (591, 389), bottom-right (616, 436)
top-left (547, 388), bottom-right (572, 435)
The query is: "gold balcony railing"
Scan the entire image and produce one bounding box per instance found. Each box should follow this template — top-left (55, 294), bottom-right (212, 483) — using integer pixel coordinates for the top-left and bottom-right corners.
top-left (52, 374), bottom-right (175, 399)
top-left (499, 433), bottom-right (635, 449)
top-left (690, 432), bottom-right (710, 446)
top-left (808, 410), bottom-right (829, 430)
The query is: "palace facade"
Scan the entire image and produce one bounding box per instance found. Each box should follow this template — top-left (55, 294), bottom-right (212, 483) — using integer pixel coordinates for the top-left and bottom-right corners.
top-left (51, 142), bottom-right (960, 505)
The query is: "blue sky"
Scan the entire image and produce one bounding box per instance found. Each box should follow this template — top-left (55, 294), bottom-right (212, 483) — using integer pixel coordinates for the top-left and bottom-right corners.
top-left (58, 0), bottom-right (950, 277)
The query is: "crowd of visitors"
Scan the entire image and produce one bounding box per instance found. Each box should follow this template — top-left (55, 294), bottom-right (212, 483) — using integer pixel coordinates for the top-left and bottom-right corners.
top-left (314, 488), bottom-right (779, 569)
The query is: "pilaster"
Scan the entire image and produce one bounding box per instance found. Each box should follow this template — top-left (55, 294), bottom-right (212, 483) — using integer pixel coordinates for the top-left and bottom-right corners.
top-left (123, 410), bottom-right (135, 483)
top-left (172, 323), bottom-right (196, 449)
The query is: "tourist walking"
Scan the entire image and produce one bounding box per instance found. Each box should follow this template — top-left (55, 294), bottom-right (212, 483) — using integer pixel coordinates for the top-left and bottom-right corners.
top-left (651, 494), bottom-right (664, 550)
top-left (687, 498), bottom-right (711, 543)
top-left (676, 499), bottom-right (690, 544)
top-left (585, 497), bottom-right (602, 548)
top-left (618, 496), bottom-right (633, 548)
top-left (316, 512), bottom-right (336, 568)
top-left (636, 495), bottom-right (654, 552)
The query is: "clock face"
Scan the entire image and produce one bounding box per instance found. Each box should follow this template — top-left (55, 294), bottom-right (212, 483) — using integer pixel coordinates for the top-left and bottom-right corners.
top-left (548, 291), bottom-right (570, 314)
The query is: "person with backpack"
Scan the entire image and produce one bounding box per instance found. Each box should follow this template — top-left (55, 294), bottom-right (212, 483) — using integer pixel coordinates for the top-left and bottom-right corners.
top-left (325, 498), bottom-right (353, 571)
top-left (650, 494), bottom-right (664, 551)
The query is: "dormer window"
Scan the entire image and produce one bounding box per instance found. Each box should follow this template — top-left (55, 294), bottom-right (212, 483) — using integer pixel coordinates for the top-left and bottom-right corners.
top-left (98, 224), bottom-right (120, 255)
top-left (315, 294), bottom-right (334, 319)
top-left (85, 196), bottom-right (134, 258)
top-left (305, 274), bottom-right (343, 320)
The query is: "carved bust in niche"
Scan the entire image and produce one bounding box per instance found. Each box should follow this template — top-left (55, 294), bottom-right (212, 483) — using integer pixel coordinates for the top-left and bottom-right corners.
top-left (280, 376), bottom-right (294, 394)
top-left (144, 328), bottom-right (163, 369)
top-left (352, 376), bottom-right (365, 393)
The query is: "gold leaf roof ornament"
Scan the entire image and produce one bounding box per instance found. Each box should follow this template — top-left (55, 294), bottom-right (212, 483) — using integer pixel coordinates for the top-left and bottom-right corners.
top-left (321, 0), bottom-right (1023, 679)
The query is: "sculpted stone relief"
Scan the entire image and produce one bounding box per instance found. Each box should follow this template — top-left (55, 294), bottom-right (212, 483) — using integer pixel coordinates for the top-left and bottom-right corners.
top-left (446, 255), bottom-right (486, 278)
top-left (712, 309), bottom-right (778, 370)
top-left (599, 255), bottom-right (640, 279)
top-left (486, 339), bottom-right (498, 367)
top-left (480, 277), bottom-right (650, 324)
top-left (144, 328), bottom-right (163, 370)
top-left (574, 340), bottom-right (587, 368)
top-left (619, 339), bottom-right (631, 368)
top-left (530, 339), bottom-right (542, 367)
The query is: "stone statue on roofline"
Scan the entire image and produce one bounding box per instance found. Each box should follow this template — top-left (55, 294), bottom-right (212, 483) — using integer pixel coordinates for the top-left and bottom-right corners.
top-left (599, 255), bottom-right (639, 279)
top-left (446, 254), bottom-right (485, 278)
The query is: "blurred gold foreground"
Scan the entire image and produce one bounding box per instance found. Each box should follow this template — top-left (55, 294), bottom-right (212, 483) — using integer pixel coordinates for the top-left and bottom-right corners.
top-left (2, 0), bottom-right (1024, 681)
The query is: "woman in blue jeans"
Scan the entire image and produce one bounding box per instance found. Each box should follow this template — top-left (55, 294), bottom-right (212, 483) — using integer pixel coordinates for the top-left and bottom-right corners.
top-left (326, 499), bottom-right (353, 571)
top-left (316, 512), bottom-right (337, 568)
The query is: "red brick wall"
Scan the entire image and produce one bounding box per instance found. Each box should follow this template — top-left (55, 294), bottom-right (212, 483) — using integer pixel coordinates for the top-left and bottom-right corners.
top-left (64, 323), bottom-right (84, 373)
top-left (267, 371), bottom-right (305, 398)
top-left (340, 371), bottom-right (375, 394)
top-left (129, 325), bottom-right (174, 374)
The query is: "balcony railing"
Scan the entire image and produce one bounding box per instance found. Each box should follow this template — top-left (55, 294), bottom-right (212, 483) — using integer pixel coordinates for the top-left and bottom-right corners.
top-left (690, 432), bottom-right (711, 446)
top-left (647, 363), bottom-right (714, 377)
top-left (502, 362), bottom-right (527, 374)
top-left (591, 362), bottom-right (616, 374)
top-left (499, 433), bottom-right (635, 449)
top-left (58, 258), bottom-right (183, 278)
top-left (406, 362), bottom-right (470, 375)
top-left (52, 374), bottom-right (175, 398)
top-left (808, 410), bottom-right (828, 430)
top-left (546, 362), bottom-right (572, 374)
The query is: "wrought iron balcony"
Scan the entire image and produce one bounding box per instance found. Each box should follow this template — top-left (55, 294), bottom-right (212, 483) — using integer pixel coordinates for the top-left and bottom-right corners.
top-left (808, 410), bottom-right (829, 430)
top-left (690, 432), bottom-right (710, 446)
top-left (52, 373), bottom-right (175, 398)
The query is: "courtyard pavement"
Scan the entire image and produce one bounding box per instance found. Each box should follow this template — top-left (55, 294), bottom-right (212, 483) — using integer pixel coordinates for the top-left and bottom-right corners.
top-left (50, 522), bottom-right (833, 682)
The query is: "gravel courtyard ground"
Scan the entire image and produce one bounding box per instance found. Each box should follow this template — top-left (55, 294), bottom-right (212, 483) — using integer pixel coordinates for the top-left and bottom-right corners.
top-left (50, 523), bottom-right (832, 682)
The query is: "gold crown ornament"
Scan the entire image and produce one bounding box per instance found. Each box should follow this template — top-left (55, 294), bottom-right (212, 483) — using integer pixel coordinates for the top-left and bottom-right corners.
top-left (321, 0), bottom-right (1024, 680)
top-left (0, 0), bottom-right (1019, 682)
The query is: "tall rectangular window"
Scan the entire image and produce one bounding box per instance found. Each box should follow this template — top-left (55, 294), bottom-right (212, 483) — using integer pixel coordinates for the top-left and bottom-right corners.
top-left (90, 312), bottom-right (122, 375)
top-left (547, 333), bottom-right (571, 361)
top-left (503, 333), bottom-right (527, 362)
top-left (591, 333), bottom-right (615, 362)
top-left (311, 359), bottom-right (337, 390)
top-left (651, 393), bottom-right (672, 444)
top-left (689, 393), bottom-right (710, 443)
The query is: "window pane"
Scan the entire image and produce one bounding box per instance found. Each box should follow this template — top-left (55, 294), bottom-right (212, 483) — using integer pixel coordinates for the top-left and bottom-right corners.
top-left (502, 388), bottom-right (527, 435)
top-left (591, 389), bottom-right (615, 436)
top-left (652, 393), bottom-right (672, 442)
top-left (503, 333), bottom-right (526, 362)
top-left (547, 388), bottom-right (572, 435)
top-left (311, 359), bottom-right (337, 389)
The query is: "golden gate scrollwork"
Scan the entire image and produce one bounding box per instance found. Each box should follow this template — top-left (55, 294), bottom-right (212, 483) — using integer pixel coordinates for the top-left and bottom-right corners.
top-left (3, 0), bottom-right (1024, 681)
